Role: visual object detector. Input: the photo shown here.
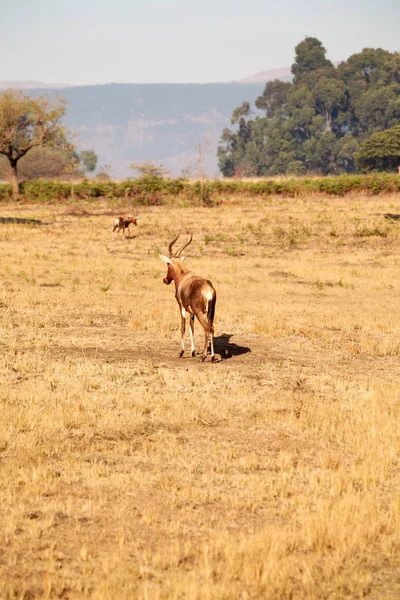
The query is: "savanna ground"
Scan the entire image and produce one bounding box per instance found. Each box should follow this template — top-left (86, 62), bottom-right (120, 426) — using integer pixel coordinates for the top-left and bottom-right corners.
top-left (1, 192), bottom-right (400, 599)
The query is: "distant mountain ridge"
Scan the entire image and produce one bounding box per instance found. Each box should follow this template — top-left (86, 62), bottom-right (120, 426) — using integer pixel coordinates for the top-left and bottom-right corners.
top-left (238, 67), bottom-right (292, 83)
top-left (0, 67), bottom-right (293, 89)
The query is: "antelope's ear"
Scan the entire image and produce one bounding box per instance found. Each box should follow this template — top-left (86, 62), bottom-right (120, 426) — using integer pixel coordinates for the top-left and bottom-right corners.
top-left (159, 254), bottom-right (171, 264)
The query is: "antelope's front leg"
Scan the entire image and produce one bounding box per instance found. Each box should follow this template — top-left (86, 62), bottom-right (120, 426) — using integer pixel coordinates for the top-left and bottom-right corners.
top-left (189, 314), bottom-right (195, 357)
top-left (179, 310), bottom-right (186, 358)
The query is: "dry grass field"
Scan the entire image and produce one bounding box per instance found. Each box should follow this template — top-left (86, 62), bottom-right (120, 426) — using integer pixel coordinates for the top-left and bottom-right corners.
top-left (1, 192), bottom-right (400, 599)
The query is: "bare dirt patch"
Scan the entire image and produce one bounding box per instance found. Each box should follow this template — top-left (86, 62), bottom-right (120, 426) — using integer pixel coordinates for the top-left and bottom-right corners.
top-left (44, 330), bottom-right (400, 384)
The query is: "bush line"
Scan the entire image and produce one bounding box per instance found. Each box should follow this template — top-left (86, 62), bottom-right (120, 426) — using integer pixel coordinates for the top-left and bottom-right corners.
top-left (1, 173), bottom-right (400, 203)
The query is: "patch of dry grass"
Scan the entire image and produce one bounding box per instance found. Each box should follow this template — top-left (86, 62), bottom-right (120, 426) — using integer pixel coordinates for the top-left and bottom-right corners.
top-left (1, 193), bottom-right (400, 599)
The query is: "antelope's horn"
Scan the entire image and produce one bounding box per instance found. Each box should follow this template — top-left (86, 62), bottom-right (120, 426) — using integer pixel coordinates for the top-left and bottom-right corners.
top-left (177, 232), bottom-right (193, 257)
top-left (168, 233), bottom-right (180, 257)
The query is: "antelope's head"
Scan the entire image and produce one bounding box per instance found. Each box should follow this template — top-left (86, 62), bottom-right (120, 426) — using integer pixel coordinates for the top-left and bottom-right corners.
top-left (160, 233), bottom-right (192, 285)
top-left (128, 215), bottom-right (139, 225)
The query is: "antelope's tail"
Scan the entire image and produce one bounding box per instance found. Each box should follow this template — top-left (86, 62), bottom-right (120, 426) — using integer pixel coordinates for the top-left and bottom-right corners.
top-left (206, 290), bottom-right (216, 332)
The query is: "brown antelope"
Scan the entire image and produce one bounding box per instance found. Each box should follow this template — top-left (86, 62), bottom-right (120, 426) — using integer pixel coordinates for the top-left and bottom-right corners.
top-left (112, 215), bottom-right (139, 238)
top-left (160, 234), bottom-right (217, 362)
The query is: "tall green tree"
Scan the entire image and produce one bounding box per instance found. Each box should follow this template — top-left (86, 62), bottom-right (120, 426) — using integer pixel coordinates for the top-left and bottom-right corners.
top-left (217, 106), bottom-right (254, 177)
top-left (0, 90), bottom-right (70, 197)
top-left (355, 125), bottom-right (400, 172)
top-left (255, 80), bottom-right (292, 116)
top-left (291, 37), bottom-right (333, 84)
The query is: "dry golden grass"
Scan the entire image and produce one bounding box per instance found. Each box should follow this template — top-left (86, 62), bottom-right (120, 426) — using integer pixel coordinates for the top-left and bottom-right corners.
top-left (1, 193), bottom-right (400, 599)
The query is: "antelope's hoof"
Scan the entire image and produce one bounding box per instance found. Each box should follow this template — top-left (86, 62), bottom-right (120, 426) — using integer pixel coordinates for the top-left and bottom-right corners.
top-left (179, 350), bottom-right (184, 358)
top-left (191, 351), bottom-right (196, 357)
top-left (202, 354), bottom-right (221, 363)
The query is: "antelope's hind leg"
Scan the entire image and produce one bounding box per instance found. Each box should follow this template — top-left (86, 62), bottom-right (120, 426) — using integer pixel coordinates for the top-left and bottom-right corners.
top-left (179, 310), bottom-right (186, 358)
top-left (201, 328), bottom-right (210, 362)
top-left (189, 314), bottom-right (195, 357)
top-left (210, 331), bottom-right (215, 362)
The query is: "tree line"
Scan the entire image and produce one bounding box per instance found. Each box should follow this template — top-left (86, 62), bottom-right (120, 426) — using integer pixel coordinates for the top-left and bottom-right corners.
top-left (218, 37), bottom-right (400, 177)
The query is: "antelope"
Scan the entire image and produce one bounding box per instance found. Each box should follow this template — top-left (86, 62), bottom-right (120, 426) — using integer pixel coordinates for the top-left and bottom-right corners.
top-left (160, 233), bottom-right (217, 362)
top-left (112, 215), bottom-right (139, 238)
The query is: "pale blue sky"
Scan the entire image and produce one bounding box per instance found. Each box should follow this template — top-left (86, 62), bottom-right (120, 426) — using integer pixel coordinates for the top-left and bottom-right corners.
top-left (0, 0), bottom-right (399, 85)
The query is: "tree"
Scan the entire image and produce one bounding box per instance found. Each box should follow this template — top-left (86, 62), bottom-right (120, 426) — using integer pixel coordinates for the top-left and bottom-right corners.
top-left (291, 37), bottom-right (333, 84)
top-left (338, 48), bottom-right (400, 136)
top-left (0, 90), bottom-right (70, 197)
top-left (181, 140), bottom-right (211, 181)
top-left (355, 126), bottom-right (400, 172)
top-left (339, 48), bottom-right (400, 90)
top-left (80, 149), bottom-right (98, 174)
top-left (0, 147), bottom-right (79, 180)
top-left (311, 71), bottom-right (347, 132)
top-left (129, 161), bottom-right (171, 178)
top-left (336, 135), bottom-right (359, 173)
top-left (217, 128), bottom-right (237, 177)
top-left (303, 131), bottom-right (338, 174)
top-left (217, 106), bottom-right (254, 177)
top-left (230, 101), bottom-right (251, 124)
top-left (255, 80), bottom-right (292, 117)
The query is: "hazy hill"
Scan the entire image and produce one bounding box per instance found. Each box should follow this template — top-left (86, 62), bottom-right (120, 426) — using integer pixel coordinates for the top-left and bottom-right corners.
top-left (1, 81), bottom-right (271, 177)
top-left (46, 83), bottom-right (266, 177)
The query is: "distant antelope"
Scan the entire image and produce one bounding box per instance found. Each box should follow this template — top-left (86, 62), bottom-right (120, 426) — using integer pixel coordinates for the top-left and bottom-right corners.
top-left (112, 215), bottom-right (139, 238)
top-left (160, 233), bottom-right (217, 362)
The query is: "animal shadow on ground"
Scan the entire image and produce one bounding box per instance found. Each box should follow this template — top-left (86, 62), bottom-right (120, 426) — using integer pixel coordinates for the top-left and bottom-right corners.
top-left (214, 333), bottom-right (251, 361)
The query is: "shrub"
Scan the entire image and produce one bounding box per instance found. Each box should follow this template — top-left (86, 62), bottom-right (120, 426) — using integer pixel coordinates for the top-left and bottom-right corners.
top-left (0, 184), bottom-right (12, 201)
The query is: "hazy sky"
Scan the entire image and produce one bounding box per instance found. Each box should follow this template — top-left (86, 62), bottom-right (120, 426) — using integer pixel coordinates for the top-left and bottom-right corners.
top-left (1, 0), bottom-right (399, 85)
